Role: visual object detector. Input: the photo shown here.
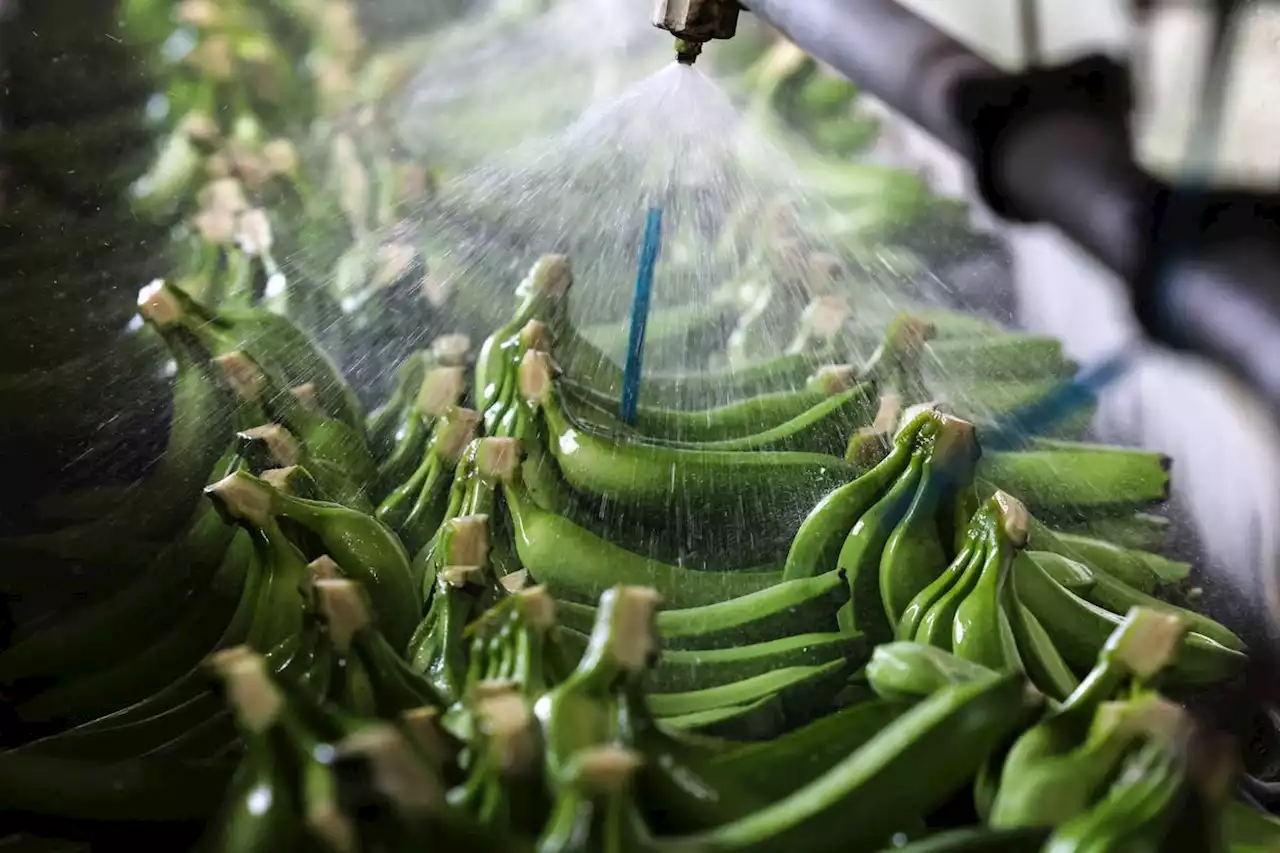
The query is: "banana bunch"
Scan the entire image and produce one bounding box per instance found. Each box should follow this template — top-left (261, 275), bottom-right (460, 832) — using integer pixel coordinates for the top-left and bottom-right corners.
top-left (8, 241), bottom-right (1280, 851)
top-left (883, 489), bottom-right (1243, 700)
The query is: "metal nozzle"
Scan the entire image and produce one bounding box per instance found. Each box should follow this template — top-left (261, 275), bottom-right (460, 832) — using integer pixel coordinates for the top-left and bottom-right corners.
top-left (653, 0), bottom-right (741, 63)
top-left (675, 38), bottom-right (703, 65)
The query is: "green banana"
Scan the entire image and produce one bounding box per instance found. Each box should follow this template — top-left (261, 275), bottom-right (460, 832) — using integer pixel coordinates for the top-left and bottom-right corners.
top-left (367, 349), bottom-right (434, 458)
top-left (678, 672), bottom-right (1043, 853)
top-left (380, 365), bottom-right (470, 497)
top-left (504, 476), bottom-right (780, 609)
top-left (1046, 527), bottom-right (1190, 589)
top-left (0, 330), bottom-right (236, 564)
top-left (952, 492), bottom-right (1028, 671)
top-left (663, 696), bottom-right (789, 740)
top-left (1028, 551), bottom-right (1242, 651)
top-left (879, 415), bottom-right (979, 624)
top-left (923, 334), bottom-right (1073, 381)
top-left (1060, 511), bottom-right (1170, 553)
top-left (207, 470), bottom-right (420, 651)
top-left (865, 642), bottom-right (996, 702)
top-left (990, 693), bottom-right (1189, 830)
top-left (574, 383), bottom-right (876, 457)
top-left (1041, 739), bottom-right (1188, 853)
top-left (910, 542), bottom-right (987, 650)
top-left (979, 446), bottom-right (1170, 519)
top-left (783, 410), bottom-right (930, 580)
top-left (0, 493), bottom-right (239, 684)
top-left (13, 530), bottom-right (255, 728)
top-left (1005, 597), bottom-right (1080, 701)
top-left (313, 579), bottom-right (445, 716)
top-left (651, 632), bottom-right (865, 693)
top-left (563, 364), bottom-right (858, 443)
top-left (139, 278), bottom-right (363, 432)
top-left (708, 699), bottom-right (910, 804)
top-left (409, 566), bottom-right (490, 705)
top-left (377, 407), bottom-right (478, 550)
top-left (648, 659), bottom-right (852, 723)
top-left (196, 652), bottom-right (304, 852)
top-left (213, 349), bottom-right (376, 494)
top-left (1013, 552), bottom-right (1245, 686)
top-left (520, 350), bottom-right (861, 549)
top-left (835, 457), bottom-right (924, 635)
top-left (554, 569), bottom-right (846, 650)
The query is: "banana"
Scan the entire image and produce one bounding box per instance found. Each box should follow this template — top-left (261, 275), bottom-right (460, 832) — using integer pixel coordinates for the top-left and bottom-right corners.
top-left (23, 617), bottom-right (304, 762)
top-left (708, 699), bottom-right (909, 805)
top-left (1059, 512), bottom-right (1170, 553)
top-left (196, 656), bottom-right (304, 852)
top-left (555, 571), bottom-right (847, 650)
top-left (648, 659), bottom-right (852, 723)
top-left (681, 672), bottom-right (1043, 853)
top-left (651, 632), bottom-right (865, 693)
top-left (1024, 516), bottom-right (1167, 593)
top-left (12, 530), bottom-right (255, 729)
top-left (782, 410), bottom-right (930, 581)
top-left (923, 334), bottom-right (1074, 382)
top-left (952, 493), bottom-right (1028, 671)
top-left (879, 416), bottom-right (979, 625)
top-left (236, 424), bottom-right (372, 512)
top-left (504, 477), bottom-right (781, 609)
top-left (207, 470), bottom-right (420, 651)
top-left (1041, 739), bottom-right (1187, 853)
top-left (11, 630), bottom-right (312, 765)
top-left (900, 534), bottom-right (985, 647)
top-left (978, 446), bottom-right (1171, 521)
top-left (1013, 552), bottom-right (1246, 686)
top-left (563, 364), bottom-right (858, 444)
top-left (0, 330), bottom-right (236, 564)
top-left (313, 579), bottom-right (446, 716)
top-left (409, 567), bottom-right (490, 705)
top-left (990, 694), bottom-right (1189, 830)
top-left (865, 643), bottom-right (996, 702)
top-left (398, 413), bottom-right (480, 555)
top-left (1028, 551), bottom-right (1243, 652)
top-left (213, 349), bottom-right (376, 495)
top-left (376, 367), bottom-right (469, 511)
top-left (367, 349), bottom-right (433, 458)
top-left (519, 350), bottom-right (861, 553)
top-left (1005, 598), bottom-right (1080, 702)
top-left (836, 445), bottom-right (927, 641)
top-left (475, 255), bottom-right (573, 412)
top-left (573, 384), bottom-right (877, 457)
top-left (139, 278), bottom-right (363, 432)
top-left (663, 695), bottom-right (789, 741)
top-left (0, 493), bottom-right (239, 684)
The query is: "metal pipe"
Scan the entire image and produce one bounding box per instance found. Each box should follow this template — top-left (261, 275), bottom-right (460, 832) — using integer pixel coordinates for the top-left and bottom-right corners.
top-left (740, 0), bottom-right (1280, 419)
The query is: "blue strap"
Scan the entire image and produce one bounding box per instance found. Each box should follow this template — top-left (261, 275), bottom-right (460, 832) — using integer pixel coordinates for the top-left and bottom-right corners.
top-left (620, 207), bottom-right (664, 423)
top-left (980, 346), bottom-right (1136, 452)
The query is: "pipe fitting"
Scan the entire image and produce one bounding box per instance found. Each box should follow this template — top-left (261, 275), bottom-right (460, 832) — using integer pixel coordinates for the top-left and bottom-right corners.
top-left (652, 0), bottom-right (741, 44)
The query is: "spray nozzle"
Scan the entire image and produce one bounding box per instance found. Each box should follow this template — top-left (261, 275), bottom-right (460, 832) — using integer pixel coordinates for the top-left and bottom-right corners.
top-left (675, 38), bottom-right (704, 65)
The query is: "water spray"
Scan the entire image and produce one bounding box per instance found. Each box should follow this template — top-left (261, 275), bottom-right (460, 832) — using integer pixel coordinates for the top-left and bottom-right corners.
top-left (652, 0), bottom-right (741, 64)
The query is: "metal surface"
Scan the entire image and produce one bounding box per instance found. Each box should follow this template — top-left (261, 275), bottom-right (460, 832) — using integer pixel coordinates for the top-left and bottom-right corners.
top-left (652, 0), bottom-right (741, 44)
